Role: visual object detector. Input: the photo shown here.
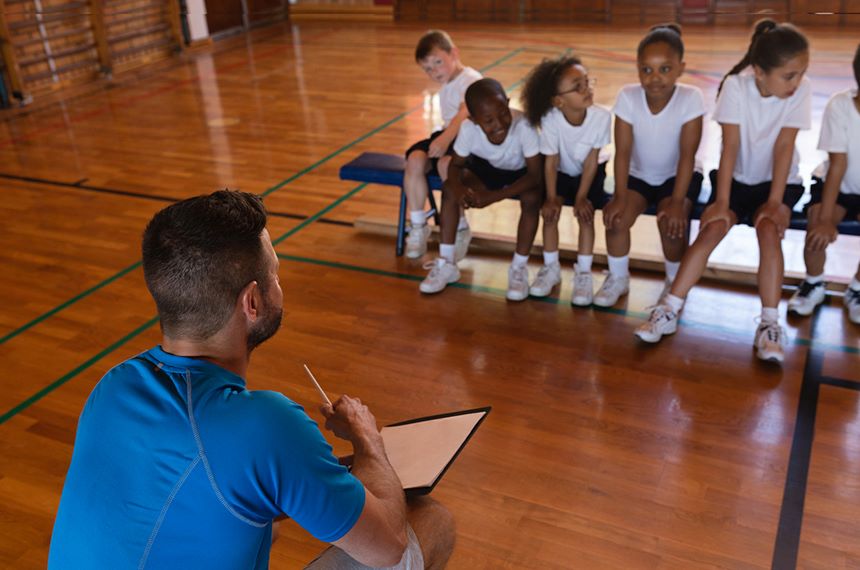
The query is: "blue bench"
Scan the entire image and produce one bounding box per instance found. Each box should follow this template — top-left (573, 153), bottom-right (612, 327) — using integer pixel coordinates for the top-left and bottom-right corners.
top-left (340, 152), bottom-right (860, 255)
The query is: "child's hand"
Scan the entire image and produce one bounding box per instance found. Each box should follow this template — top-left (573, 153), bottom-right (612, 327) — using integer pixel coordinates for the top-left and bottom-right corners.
top-left (573, 198), bottom-right (594, 224)
top-left (464, 187), bottom-right (496, 209)
top-left (657, 198), bottom-right (687, 240)
top-left (541, 196), bottom-right (563, 223)
top-left (807, 221), bottom-right (838, 251)
top-left (602, 194), bottom-right (625, 229)
top-left (428, 136), bottom-right (449, 158)
top-left (755, 201), bottom-right (790, 238)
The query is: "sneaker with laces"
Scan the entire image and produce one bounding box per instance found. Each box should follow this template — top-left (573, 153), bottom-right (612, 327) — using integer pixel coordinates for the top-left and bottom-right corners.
top-left (845, 287), bottom-right (860, 324)
top-left (635, 304), bottom-right (678, 343)
top-left (788, 280), bottom-right (826, 316)
top-left (454, 226), bottom-right (472, 262)
top-left (754, 321), bottom-right (786, 363)
top-left (507, 264), bottom-right (530, 301)
top-left (419, 258), bottom-right (460, 294)
top-left (593, 274), bottom-right (630, 307)
top-left (405, 224), bottom-right (432, 259)
top-left (529, 262), bottom-right (561, 297)
top-left (571, 270), bottom-right (593, 306)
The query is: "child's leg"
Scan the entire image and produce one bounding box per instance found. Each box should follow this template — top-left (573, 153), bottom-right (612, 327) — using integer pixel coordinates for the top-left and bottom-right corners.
top-left (669, 214), bottom-right (736, 300)
top-left (405, 151), bottom-right (431, 216)
top-left (754, 209), bottom-right (790, 310)
top-left (543, 214), bottom-right (560, 253)
top-left (438, 180), bottom-right (461, 247)
top-left (515, 185), bottom-right (542, 256)
top-left (656, 196), bottom-right (692, 263)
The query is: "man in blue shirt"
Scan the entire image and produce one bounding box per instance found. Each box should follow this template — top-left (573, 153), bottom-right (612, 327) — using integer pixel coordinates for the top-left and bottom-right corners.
top-left (49, 190), bottom-right (455, 569)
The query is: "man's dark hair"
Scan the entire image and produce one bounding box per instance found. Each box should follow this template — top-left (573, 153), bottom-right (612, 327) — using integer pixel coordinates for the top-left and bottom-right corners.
top-left (415, 29), bottom-right (454, 62)
top-left (465, 77), bottom-right (507, 115)
top-left (142, 190), bottom-right (269, 340)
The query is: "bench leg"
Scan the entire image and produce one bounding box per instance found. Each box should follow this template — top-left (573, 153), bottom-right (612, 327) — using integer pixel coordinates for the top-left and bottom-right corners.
top-left (428, 189), bottom-right (440, 226)
top-left (397, 187), bottom-right (407, 256)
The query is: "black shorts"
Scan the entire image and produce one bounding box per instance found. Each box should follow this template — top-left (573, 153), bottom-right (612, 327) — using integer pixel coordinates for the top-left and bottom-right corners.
top-left (806, 176), bottom-right (860, 221)
top-left (627, 172), bottom-right (704, 207)
top-left (405, 130), bottom-right (452, 175)
top-left (464, 155), bottom-right (528, 192)
top-left (707, 170), bottom-right (804, 226)
top-left (554, 162), bottom-right (608, 208)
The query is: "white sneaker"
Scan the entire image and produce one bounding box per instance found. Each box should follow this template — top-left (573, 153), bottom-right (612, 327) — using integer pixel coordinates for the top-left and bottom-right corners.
top-left (754, 320), bottom-right (786, 363)
top-left (635, 304), bottom-right (679, 343)
top-left (529, 262), bottom-right (561, 297)
top-left (405, 224), bottom-right (432, 259)
top-left (454, 226), bottom-right (472, 262)
top-left (788, 280), bottom-right (826, 316)
top-left (658, 277), bottom-right (673, 303)
top-left (571, 270), bottom-right (593, 306)
top-left (506, 264), bottom-right (530, 301)
top-left (419, 258), bottom-right (459, 294)
top-left (593, 274), bottom-right (630, 307)
top-left (845, 287), bottom-right (860, 324)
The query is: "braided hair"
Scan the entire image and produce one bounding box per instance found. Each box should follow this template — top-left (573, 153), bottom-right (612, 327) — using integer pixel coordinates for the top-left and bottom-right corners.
top-left (520, 55), bottom-right (583, 127)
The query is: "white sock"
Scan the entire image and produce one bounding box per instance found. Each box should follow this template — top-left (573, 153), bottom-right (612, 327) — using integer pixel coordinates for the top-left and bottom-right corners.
top-left (664, 294), bottom-right (684, 313)
top-left (457, 216), bottom-right (469, 231)
top-left (851, 277), bottom-right (860, 291)
top-left (512, 253), bottom-right (529, 268)
top-left (761, 307), bottom-right (779, 323)
top-left (608, 255), bottom-right (629, 278)
top-left (543, 250), bottom-right (559, 266)
top-left (576, 255), bottom-right (593, 273)
top-left (805, 273), bottom-right (824, 284)
top-left (440, 244), bottom-right (456, 263)
top-left (665, 260), bottom-right (681, 281)
top-left (410, 210), bottom-right (426, 227)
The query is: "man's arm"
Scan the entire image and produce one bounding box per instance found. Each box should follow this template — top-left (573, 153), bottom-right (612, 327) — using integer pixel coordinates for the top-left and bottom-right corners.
top-left (322, 396), bottom-right (407, 567)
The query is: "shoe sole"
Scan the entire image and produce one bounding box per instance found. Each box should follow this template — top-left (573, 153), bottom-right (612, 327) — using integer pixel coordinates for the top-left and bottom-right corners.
top-left (634, 326), bottom-right (676, 344)
top-left (529, 281), bottom-right (561, 298)
top-left (419, 272), bottom-right (460, 294)
top-left (571, 297), bottom-right (592, 307)
top-left (787, 300), bottom-right (824, 316)
top-left (593, 292), bottom-right (628, 307)
top-left (506, 291), bottom-right (529, 302)
top-left (755, 348), bottom-right (784, 363)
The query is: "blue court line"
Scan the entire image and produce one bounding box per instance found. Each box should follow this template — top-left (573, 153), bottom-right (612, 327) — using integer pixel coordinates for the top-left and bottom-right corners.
top-left (274, 252), bottom-right (860, 356)
top-left (0, 47), bottom-right (526, 346)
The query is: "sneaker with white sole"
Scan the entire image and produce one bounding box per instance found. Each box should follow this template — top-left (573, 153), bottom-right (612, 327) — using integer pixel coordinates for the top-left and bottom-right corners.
top-left (635, 304), bottom-right (679, 343)
top-left (788, 280), bottom-right (826, 316)
top-left (529, 262), bottom-right (561, 297)
top-left (506, 264), bottom-right (530, 301)
top-left (571, 270), bottom-right (593, 306)
top-left (405, 224), bottom-right (432, 259)
top-left (419, 258), bottom-right (460, 294)
top-left (754, 320), bottom-right (786, 363)
top-left (454, 226), bottom-right (472, 262)
top-left (593, 274), bottom-right (630, 307)
top-left (845, 287), bottom-right (860, 324)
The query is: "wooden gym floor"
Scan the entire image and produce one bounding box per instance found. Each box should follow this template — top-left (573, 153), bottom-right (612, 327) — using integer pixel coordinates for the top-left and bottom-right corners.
top-left (1, 21), bottom-right (859, 569)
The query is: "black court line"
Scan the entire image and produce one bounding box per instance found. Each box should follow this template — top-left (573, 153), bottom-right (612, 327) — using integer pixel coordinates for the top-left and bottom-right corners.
top-left (0, 171), bottom-right (354, 227)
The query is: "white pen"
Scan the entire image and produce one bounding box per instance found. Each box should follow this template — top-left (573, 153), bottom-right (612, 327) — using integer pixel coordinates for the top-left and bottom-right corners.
top-left (303, 364), bottom-right (333, 406)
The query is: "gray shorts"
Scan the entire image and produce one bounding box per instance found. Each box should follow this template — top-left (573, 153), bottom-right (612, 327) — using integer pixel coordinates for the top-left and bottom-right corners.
top-left (305, 525), bottom-right (424, 569)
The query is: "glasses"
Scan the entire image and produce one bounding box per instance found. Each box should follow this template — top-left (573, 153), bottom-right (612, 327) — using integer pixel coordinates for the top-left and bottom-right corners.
top-left (557, 77), bottom-right (597, 96)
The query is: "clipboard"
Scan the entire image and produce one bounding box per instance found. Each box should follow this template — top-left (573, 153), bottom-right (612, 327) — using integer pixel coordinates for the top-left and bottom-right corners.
top-left (381, 407), bottom-right (491, 497)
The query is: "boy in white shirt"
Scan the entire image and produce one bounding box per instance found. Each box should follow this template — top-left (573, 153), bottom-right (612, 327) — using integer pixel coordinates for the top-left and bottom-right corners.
top-left (405, 30), bottom-right (483, 259)
top-left (420, 78), bottom-right (543, 300)
top-left (789, 43), bottom-right (860, 324)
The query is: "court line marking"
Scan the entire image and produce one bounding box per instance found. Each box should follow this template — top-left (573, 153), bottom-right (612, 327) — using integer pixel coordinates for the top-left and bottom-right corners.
top-left (0, 47), bottom-right (525, 345)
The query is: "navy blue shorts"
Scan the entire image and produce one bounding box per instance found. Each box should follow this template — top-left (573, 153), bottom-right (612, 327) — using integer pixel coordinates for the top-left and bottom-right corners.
top-left (806, 176), bottom-right (860, 221)
top-left (627, 172), bottom-right (704, 207)
top-left (464, 155), bottom-right (528, 192)
top-left (554, 162), bottom-right (608, 208)
top-left (406, 130), bottom-right (451, 175)
top-left (707, 170), bottom-right (804, 227)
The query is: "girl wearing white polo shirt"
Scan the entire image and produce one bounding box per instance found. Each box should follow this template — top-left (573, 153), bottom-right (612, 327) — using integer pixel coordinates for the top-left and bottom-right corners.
top-left (636, 20), bottom-right (811, 364)
top-left (596, 24), bottom-right (705, 308)
top-left (789, 43), bottom-right (860, 324)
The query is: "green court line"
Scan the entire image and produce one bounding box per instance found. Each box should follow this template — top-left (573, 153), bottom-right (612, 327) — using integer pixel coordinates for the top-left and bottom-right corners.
top-left (275, 253), bottom-right (860, 356)
top-left (0, 47), bottom-right (527, 347)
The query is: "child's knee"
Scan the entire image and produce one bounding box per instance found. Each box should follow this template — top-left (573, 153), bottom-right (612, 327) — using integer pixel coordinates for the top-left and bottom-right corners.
top-left (406, 153), bottom-right (428, 173)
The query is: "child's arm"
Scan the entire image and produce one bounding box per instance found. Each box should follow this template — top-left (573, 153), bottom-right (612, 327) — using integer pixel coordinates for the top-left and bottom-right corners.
top-left (756, 127), bottom-right (800, 235)
top-left (464, 154), bottom-right (543, 208)
top-left (807, 152), bottom-right (848, 250)
top-left (604, 117), bottom-right (633, 229)
top-left (429, 103), bottom-right (469, 158)
top-left (573, 149), bottom-right (600, 224)
top-left (661, 116), bottom-right (704, 239)
top-left (542, 154), bottom-right (562, 223)
top-left (701, 123), bottom-right (740, 230)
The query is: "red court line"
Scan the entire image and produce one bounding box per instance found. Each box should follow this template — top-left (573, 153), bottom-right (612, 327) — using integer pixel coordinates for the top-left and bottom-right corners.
top-left (0, 29), bottom-right (338, 150)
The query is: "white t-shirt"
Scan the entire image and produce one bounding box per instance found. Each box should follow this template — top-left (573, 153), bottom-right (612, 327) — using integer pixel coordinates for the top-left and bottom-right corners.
top-left (539, 105), bottom-right (611, 177)
top-left (613, 83), bottom-right (705, 186)
top-left (817, 89), bottom-right (860, 196)
top-left (453, 110), bottom-right (540, 171)
top-left (438, 67), bottom-right (482, 128)
top-left (712, 73), bottom-right (811, 185)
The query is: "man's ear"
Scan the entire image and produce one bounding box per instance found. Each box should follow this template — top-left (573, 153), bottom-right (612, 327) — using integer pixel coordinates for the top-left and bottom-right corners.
top-left (238, 280), bottom-right (260, 322)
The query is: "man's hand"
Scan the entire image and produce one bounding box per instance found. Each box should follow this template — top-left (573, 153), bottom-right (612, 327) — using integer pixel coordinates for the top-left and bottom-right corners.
top-left (602, 194), bottom-right (626, 229)
top-left (320, 395), bottom-right (380, 446)
top-left (574, 197), bottom-right (594, 224)
top-left (807, 221), bottom-right (838, 251)
top-left (542, 196), bottom-right (563, 223)
top-left (658, 198), bottom-right (687, 240)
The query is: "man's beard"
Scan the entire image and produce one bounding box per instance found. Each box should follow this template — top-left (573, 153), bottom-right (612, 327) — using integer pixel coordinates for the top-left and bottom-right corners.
top-left (247, 302), bottom-right (283, 352)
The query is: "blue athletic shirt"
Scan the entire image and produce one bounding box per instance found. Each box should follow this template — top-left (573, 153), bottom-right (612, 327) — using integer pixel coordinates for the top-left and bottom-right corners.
top-left (49, 346), bottom-right (366, 569)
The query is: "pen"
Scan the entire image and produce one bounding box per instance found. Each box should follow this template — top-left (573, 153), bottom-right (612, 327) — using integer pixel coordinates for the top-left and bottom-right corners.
top-left (303, 364), bottom-right (333, 406)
